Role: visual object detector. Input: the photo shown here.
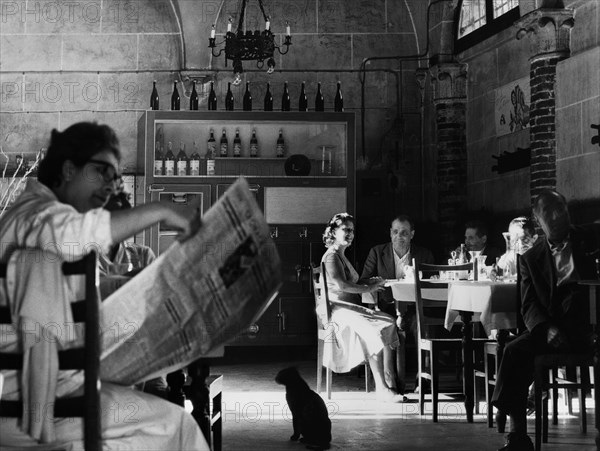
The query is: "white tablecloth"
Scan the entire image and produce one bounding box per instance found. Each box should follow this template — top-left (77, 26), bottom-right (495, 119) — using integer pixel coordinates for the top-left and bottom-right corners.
top-left (444, 280), bottom-right (518, 334)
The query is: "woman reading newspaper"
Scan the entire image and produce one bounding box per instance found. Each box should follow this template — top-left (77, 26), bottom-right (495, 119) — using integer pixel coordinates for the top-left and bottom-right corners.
top-left (0, 122), bottom-right (208, 449)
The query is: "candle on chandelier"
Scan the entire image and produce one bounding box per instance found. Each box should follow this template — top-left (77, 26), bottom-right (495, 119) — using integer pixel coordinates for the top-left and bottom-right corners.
top-left (210, 25), bottom-right (215, 39)
top-left (285, 21), bottom-right (291, 36)
top-left (266, 17), bottom-right (270, 31)
top-left (227, 18), bottom-right (232, 33)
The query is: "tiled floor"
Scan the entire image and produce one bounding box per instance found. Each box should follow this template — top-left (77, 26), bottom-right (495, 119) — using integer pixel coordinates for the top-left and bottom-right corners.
top-left (208, 358), bottom-right (597, 451)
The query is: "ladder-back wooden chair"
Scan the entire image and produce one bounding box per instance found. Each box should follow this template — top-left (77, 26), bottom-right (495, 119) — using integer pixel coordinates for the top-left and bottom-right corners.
top-left (0, 251), bottom-right (101, 451)
top-left (311, 263), bottom-right (371, 399)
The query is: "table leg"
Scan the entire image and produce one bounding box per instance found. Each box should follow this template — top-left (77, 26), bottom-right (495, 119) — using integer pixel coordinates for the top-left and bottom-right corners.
top-left (187, 359), bottom-right (211, 445)
top-left (460, 310), bottom-right (474, 423)
top-left (396, 330), bottom-right (406, 394)
top-left (591, 286), bottom-right (600, 450)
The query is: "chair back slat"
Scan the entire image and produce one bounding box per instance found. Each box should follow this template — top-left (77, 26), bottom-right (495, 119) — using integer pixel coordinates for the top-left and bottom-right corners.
top-left (311, 263), bottom-right (332, 326)
top-left (0, 251), bottom-right (101, 451)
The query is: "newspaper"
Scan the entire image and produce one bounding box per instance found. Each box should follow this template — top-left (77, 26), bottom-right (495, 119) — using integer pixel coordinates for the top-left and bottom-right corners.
top-left (99, 178), bottom-right (281, 385)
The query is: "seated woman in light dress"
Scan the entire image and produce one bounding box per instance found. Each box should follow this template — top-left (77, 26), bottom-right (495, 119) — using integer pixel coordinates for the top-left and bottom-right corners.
top-left (0, 122), bottom-right (208, 450)
top-left (320, 213), bottom-right (404, 402)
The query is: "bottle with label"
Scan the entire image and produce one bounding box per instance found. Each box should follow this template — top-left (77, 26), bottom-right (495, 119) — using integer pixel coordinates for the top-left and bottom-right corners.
top-left (334, 81), bottom-right (343, 112)
top-left (264, 82), bottom-right (273, 111)
top-left (154, 140), bottom-right (164, 176)
top-left (281, 81), bottom-right (290, 111)
top-left (276, 129), bottom-right (285, 158)
top-left (457, 243), bottom-right (469, 280)
top-left (315, 82), bottom-right (324, 111)
top-left (225, 82), bottom-right (234, 111)
top-left (250, 129), bottom-right (258, 157)
top-left (190, 141), bottom-right (201, 176)
top-left (189, 80), bottom-right (199, 110)
top-left (171, 81), bottom-right (180, 110)
top-left (208, 81), bottom-right (217, 110)
top-left (298, 81), bottom-right (308, 111)
top-left (164, 142), bottom-right (175, 176)
top-left (243, 82), bottom-right (252, 111)
top-left (233, 129), bottom-right (242, 157)
top-left (176, 141), bottom-right (188, 176)
top-left (206, 129), bottom-right (216, 175)
top-left (150, 80), bottom-right (159, 110)
top-left (220, 129), bottom-right (228, 157)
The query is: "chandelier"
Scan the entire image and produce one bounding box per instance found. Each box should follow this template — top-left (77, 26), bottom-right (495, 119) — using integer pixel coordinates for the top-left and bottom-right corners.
top-left (208, 0), bottom-right (292, 85)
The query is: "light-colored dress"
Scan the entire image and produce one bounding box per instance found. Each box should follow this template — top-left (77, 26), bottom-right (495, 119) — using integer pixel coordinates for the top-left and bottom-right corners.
top-left (0, 180), bottom-right (208, 450)
top-left (320, 248), bottom-right (399, 373)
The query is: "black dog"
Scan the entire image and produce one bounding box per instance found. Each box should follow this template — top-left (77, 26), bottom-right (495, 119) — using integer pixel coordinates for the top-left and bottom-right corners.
top-left (275, 367), bottom-right (332, 450)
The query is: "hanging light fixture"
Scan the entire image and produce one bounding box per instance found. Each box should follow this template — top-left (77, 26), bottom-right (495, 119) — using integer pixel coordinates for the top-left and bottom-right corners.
top-left (208, 0), bottom-right (292, 85)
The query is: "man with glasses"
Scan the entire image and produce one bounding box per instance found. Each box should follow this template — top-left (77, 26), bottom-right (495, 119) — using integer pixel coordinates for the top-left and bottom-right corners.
top-left (361, 215), bottom-right (434, 393)
top-left (492, 190), bottom-right (600, 451)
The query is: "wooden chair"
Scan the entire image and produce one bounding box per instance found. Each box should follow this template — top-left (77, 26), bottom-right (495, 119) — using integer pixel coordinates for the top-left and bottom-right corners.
top-left (310, 263), bottom-right (371, 399)
top-left (0, 251), bottom-right (101, 451)
top-left (413, 259), bottom-right (490, 422)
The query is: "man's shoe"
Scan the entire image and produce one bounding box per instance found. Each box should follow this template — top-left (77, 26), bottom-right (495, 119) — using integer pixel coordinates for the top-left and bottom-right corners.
top-left (498, 433), bottom-right (534, 451)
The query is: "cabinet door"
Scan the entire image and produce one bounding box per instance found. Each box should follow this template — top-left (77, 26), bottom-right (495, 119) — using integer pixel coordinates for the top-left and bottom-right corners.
top-left (278, 296), bottom-right (317, 345)
top-left (148, 184), bottom-right (211, 255)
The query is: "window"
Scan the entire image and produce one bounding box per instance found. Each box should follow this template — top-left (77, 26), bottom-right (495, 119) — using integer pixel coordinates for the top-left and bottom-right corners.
top-left (455, 0), bottom-right (520, 52)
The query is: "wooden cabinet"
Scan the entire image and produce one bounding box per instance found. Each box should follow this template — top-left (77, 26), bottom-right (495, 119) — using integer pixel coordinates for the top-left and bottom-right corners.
top-left (138, 111), bottom-right (355, 346)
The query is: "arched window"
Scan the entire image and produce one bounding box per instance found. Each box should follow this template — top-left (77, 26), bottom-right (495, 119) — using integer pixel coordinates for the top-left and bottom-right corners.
top-left (455, 0), bottom-right (520, 52)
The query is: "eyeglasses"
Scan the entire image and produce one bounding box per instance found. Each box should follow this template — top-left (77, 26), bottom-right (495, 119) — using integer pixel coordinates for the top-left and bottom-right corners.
top-left (86, 159), bottom-right (122, 184)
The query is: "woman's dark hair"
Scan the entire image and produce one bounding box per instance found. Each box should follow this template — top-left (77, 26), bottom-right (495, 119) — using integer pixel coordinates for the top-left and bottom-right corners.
top-left (323, 212), bottom-right (354, 248)
top-left (38, 122), bottom-right (121, 188)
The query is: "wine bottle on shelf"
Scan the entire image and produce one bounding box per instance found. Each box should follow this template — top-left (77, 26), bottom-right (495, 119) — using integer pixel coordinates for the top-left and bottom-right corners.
top-left (334, 81), bottom-right (343, 112)
top-left (206, 129), bottom-right (216, 175)
top-left (220, 129), bottom-right (228, 157)
top-left (298, 81), bottom-right (308, 111)
top-left (189, 80), bottom-right (199, 110)
top-left (164, 141), bottom-right (175, 176)
top-left (233, 129), bottom-right (242, 157)
top-left (276, 129), bottom-right (285, 158)
top-left (176, 141), bottom-right (188, 176)
top-left (150, 80), bottom-right (159, 110)
top-left (281, 81), bottom-right (290, 111)
top-left (171, 81), bottom-right (180, 110)
top-left (250, 129), bottom-right (259, 157)
top-left (243, 82), bottom-right (252, 111)
top-left (264, 82), bottom-right (273, 111)
top-left (225, 82), bottom-right (234, 111)
top-left (154, 140), bottom-right (164, 176)
top-left (315, 82), bottom-right (324, 111)
top-left (190, 141), bottom-right (201, 176)
top-left (208, 81), bottom-right (217, 110)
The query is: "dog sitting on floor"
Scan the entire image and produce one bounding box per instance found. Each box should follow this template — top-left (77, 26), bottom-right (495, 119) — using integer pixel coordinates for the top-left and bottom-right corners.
top-left (275, 366), bottom-right (332, 450)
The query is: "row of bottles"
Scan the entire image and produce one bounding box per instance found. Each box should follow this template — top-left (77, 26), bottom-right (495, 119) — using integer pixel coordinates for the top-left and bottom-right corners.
top-left (154, 129), bottom-right (286, 176)
top-left (150, 80), bottom-right (344, 112)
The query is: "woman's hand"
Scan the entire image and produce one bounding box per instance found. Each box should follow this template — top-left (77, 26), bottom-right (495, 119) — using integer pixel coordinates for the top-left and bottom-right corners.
top-left (366, 276), bottom-right (385, 292)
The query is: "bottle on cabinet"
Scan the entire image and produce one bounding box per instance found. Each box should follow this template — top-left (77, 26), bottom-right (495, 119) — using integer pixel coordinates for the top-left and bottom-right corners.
top-left (264, 82), bottom-right (273, 111)
top-left (250, 129), bottom-right (259, 157)
top-left (233, 129), bottom-right (242, 157)
top-left (206, 129), bottom-right (216, 175)
top-left (164, 142), bottom-right (175, 176)
top-left (281, 81), bottom-right (290, 111)
top-left (334, 81), bottom-right (343, 112)
top-left (243, 82), bottom-right (252, 111)
top-left (176, 142), bottom-right (188, 176)
top-left (208, 81), bottom-right (217, 110)
top-left (225, 82), bottom-right (234, 111)
top-left (171, 81), bottom-right (180, 110)
top-left (220, 129), bottom-right (228, 157)
top-left (189, 81), bottom-right (199, 110)
top-left (315, 82), bottom-right (324, 111)
top-left (276, 129), bottom-right (285, 158)
top-left (298, 81), bottom-right (308, 111)
top-left (154, 140), bottom-right (164, 175)
top-left (150, 80), bottom-right (159, 110)
top-left (190, 141), bottom-right (201, 176)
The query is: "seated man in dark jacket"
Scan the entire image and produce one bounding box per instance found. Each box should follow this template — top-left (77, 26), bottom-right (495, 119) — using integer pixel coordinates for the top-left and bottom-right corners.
top-left (492, 190), bottom-right (600, 451)
top-left (361, 215), bottom-right (434, 393)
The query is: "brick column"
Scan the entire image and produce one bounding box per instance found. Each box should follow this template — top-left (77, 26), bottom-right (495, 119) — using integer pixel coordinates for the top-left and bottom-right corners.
top-left (515, 8), bottom-right (574, 203)
top-left (430, 63), bottom-right (468, 253)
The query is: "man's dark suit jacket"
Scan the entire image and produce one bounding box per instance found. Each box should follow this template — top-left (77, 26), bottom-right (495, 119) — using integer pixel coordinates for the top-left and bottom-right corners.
top-left (361, 242), bottom-right (435, 306)
top-left (520, 223), bottom-right (600, 334)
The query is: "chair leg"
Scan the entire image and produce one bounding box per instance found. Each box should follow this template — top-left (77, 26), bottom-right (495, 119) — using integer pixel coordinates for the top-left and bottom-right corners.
top-left (431, 352), bottom-right (439, 423)
top-left (418, 350), bottom-right (425, 415)
top-left (551, 368), bottom-right (559, 426)
top-left (578, 365), bottom-right (589, 434)
top-left (364, 362), bottom-right (371, 393)
top-left (326, 367), bottom-right (332, 400)
top-left (535, 362), bottom-right (544, 451)
top-left (484, 352), bottom-right (493, 428)
top-left (317, 339), bottom-right (323, 393)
